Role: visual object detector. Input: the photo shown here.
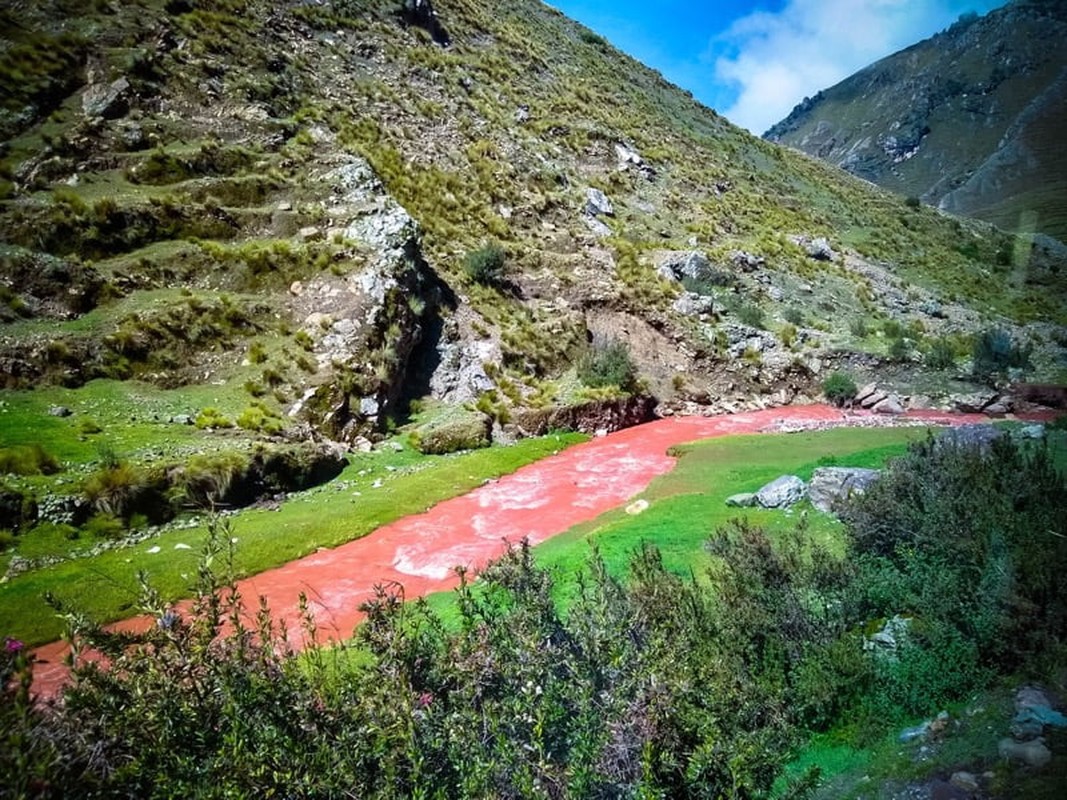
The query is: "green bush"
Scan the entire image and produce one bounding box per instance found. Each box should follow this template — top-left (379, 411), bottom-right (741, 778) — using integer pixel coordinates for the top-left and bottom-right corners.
top-left (13, 530), bottom-right (802, 799)
top-left (924, 337), bottom-right (956, 370)
top-left (462, 243), bottom-right (506, 285)
top-left (82, 512), bottom-right (125, 539)
top-left (821, 371), bottom-right (857, 406)
top-left (577, 338), bottom-right (637, 391)
top-left (737, 302), bottom-right (765, 329)
top-left (195, 407), bottom-right (234, 429)
top-left (844, 433), bottom-right (1067, 671)
top-left (0, 444), bottom-right (60, 476)
top-left (887, 335), bottom-right (911, 362)
top-left (784, 307), bottom-right (804, 325)
top-left (971, 327), bottom-right (1031, 383)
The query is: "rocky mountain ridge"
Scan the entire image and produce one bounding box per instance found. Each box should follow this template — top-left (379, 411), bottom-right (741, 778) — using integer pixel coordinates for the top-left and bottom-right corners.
top-left (765, 0), bottom-right (1067, 244)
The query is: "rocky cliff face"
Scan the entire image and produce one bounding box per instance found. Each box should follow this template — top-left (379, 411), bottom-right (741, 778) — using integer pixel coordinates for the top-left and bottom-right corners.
top-left (765, 0), bottom-right (1067, 244)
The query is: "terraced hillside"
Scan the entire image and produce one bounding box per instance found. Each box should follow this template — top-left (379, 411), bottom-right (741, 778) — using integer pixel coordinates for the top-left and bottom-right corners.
top-left (1, 0), bottom-right (1066, 586)
top-left (765, 0), bottom-right (1067, 244)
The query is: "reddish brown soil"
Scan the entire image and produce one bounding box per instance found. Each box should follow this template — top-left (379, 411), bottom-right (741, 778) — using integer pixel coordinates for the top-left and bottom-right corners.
top-left (27, 405), bottom-right (1031, 698)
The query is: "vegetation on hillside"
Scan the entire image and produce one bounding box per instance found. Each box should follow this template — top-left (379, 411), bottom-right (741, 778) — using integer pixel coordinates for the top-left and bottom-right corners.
top-left (2, 428), bottom-right (1065, 798)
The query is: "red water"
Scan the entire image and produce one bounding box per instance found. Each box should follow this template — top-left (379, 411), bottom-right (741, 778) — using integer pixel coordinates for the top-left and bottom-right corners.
top-left (26, 405), bottom-right (1032, 698)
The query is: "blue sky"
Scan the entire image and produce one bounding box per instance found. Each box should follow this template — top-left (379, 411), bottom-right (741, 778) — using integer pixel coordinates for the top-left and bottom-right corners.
top-left (549, 0), bottom-right (1005, 134)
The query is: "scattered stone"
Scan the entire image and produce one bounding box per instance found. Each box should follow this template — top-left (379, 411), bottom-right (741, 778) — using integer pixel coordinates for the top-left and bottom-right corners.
top-left (854, 382), bottom-right (879, 405)
top-left (147, 546), bottom-right (161, 554)
top-left (174, 543), bottom-right (192, 550)
top-left (48, 405), bottom-right (72, 417)
top-left (82, 76), bottom-right (131, 119)
top-left (982, 399), bottom-right (1012, 416)
top-left (809, 467), bottom-right (881, 513)
top-left (583, 214), bottom-right (612, 237)
top-left (1018, 423), bottom-right (1046, 439)
top-left (656, 251), bottom-right (713, 282)
top-left (170, 414), bottom-right (194, 425)
top-left (585, 187), bottom-right (614, 217)
top-left (899, 721), bottom-right (930, 743)
top-left (625, 499), bottom-right (649, 515)
top-left (672, 291), bottom-right (714, 316)
top-left (725, 492), bottom-right (757, 508)
top-left (789, 235), bottom-right (836, 261)
top-left (953, 391), bottom-right (996, 414)
top-left (298, 226), bottom-right (323, 242)
top-left (949, 771), bottom-right (980, 793)
top-left (872, 394), bottom-right (904, 415)
top-left (868, 614), bottom-right (912, 658)
top-left (729, 250), bottom-right (765, 271)
top-left (998, 737), bottom-right (1052, 768)
top-left (754, 475), bottom-right (806, 509)
top-left (935, 424), bottom-right (1003, 452)
top-left (859, 390), bottom-right (887, 410)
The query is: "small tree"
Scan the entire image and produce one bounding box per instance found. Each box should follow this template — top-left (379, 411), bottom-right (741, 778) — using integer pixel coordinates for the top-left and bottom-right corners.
top-left (971, 327), bottom-right (1030, 384)
top-left (463, 243), bottom-right (506, 285)
top-left (577, 339), bottom-right (637, 391)
top-left (822, 371), bottom-right (857, 407)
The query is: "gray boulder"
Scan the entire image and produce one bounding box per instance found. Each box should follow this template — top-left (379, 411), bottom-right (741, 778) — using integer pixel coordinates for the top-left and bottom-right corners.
top-left (935, 424), bottom-right (1004, 452)
top-left (585, 187), bottom-right (614, 217)
top-left (672, 291), bottom-right (714, 316)
top-left (998, 737), bottom-right (1052, 768)
top-left (872, 394), bottom-right (904, 415)
top-left (953, 391), bottom-right (996, 414)
top-left (656, 251), bottom-right (713, 283)
top-left (806, 237), bottom-right (835, 261)
top-left (809, 467), bottom-right (881, 513)
top-left (82, 77), bottom-right (131, 119)
top-left (754, 475), bottom-right (806, 508)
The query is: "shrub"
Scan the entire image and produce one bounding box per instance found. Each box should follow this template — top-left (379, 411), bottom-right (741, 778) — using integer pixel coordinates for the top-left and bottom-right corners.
top-left (195, 407), bottom-right (234, 429)
top-left (247, 341), bottom-right (268, 364)
top-left (904, 195), bottom-right (921, 209)
top-left (821, 371), bottom-right (857, 406)
top-left (236, 403), bottom-right (284, 435)
top-left (463, 243), bottom-right (506, 285)
top-left (924, 337), bottom-right (956, 370)
top-left (843, 433), bottom-right (1067, 669)
top-left (887, 336), bottom-right (911, 362)
top-left (0, 444), bottom-right (60, 475)
top-left (737, 302), bottom-right (765, 329)
top-left (972, 327), bottom-right (1031, 383)
top-left (784, 307), bottom-right (804, 325)
top-left (849, 317), bottom-right (869, 338)
top-left (82, 512), bottom-right (125, 539)
top-left (171, 451), bottom-right (250, 508)
top-left (779, 323), bottom-right (797, 348)
top-left (577, 338), bottom-right (637, 391)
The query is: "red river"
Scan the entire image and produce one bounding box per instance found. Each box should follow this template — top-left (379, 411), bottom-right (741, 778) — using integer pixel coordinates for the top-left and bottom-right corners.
top-left (28, 404), bottom-right (1039, 698)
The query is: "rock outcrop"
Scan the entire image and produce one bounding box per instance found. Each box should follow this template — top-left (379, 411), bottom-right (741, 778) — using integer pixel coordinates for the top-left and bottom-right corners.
top-left (809, 467), bottom-right (881, 513)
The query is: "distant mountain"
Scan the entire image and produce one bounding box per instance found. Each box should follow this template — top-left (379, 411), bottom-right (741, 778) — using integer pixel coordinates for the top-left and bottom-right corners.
top-left (765, 0), bottom-right (1067, 244)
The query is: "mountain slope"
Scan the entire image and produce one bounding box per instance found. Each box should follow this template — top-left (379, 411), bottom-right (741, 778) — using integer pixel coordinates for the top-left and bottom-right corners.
top-left (0, 0), bottom-right (1064, 456)
top-left (765, 0), bottom-right (1067, 243)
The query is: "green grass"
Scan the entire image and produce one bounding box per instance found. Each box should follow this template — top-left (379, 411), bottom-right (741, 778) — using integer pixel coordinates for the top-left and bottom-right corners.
top-left (0, 432), bottom-right (585, 645)
top-left (0, 379), bottom-right (256, 464)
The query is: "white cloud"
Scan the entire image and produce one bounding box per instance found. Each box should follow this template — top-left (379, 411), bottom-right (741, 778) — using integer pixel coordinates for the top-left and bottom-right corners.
top-left (712, 0), bottom-right (1002, 135)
